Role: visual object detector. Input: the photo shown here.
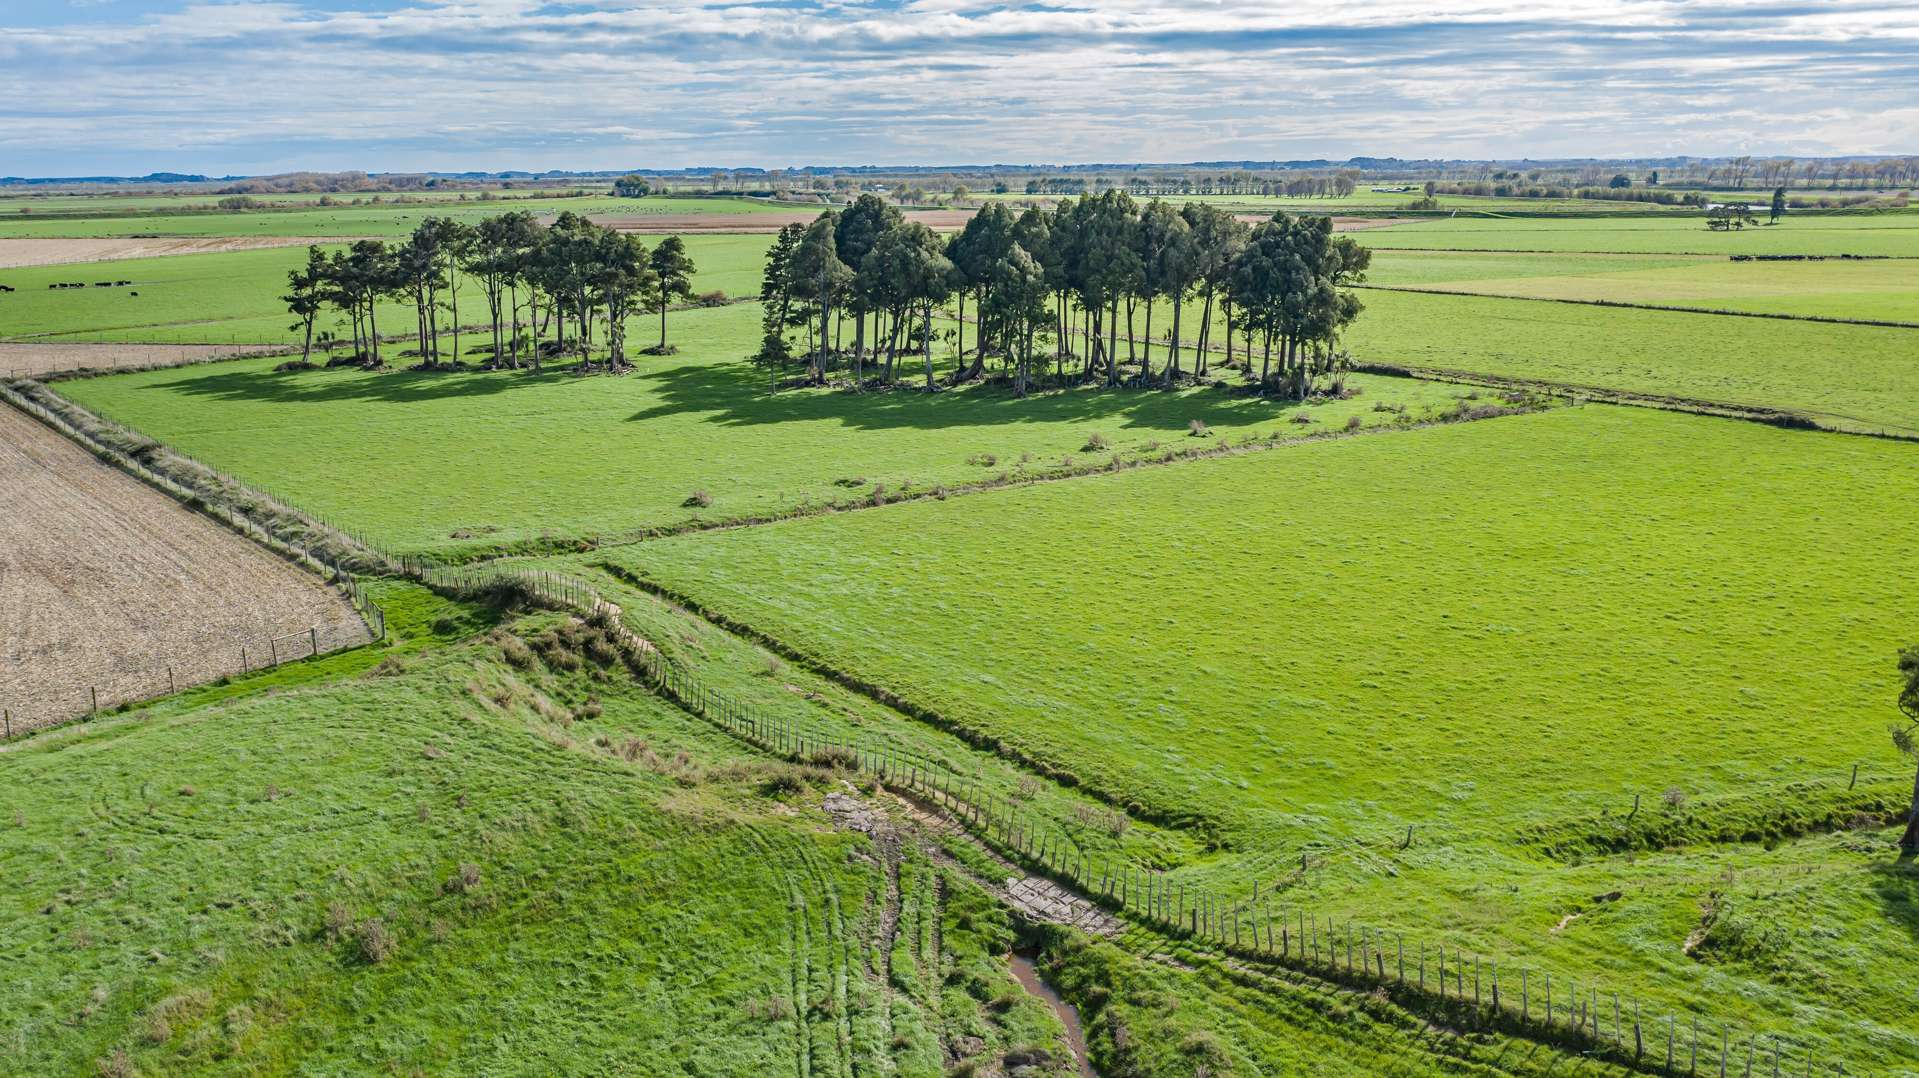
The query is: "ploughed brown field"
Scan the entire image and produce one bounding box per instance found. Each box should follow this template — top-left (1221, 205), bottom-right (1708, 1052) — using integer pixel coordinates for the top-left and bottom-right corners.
top-left (0, 403), bottom-right (370, 730)
top-left (0, 236), bottom-right (354, 269)
top-left (0, 342), bottom-right (288, 380)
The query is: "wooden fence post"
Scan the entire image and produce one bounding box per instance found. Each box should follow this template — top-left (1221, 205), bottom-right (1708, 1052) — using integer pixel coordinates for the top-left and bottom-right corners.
top-left (90, 686), bottom-right (98, 713)
top-left (310, 626), bottom-right (319, 657)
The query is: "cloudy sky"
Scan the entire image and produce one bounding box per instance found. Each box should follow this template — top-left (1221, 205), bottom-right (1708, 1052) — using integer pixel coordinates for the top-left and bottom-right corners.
top-left (3, 0), bottom-right (1917, 177)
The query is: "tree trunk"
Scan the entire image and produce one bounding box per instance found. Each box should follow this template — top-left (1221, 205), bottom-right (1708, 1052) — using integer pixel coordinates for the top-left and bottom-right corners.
top-left (922, 303), bottom-right (935, 391)
top-left (1167, 291), bottom-right (1182, 381)
top-left (1902, 763), bottom-right (1919, 851)
top-left (1141, 297), bottom-right (1154, 383)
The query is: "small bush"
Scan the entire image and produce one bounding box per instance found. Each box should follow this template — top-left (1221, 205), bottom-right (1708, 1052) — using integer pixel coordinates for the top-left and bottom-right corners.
top-left (833, 476), bottom-right (866, 488)
top-left (1663, 787), bottom-right (1689, 810)
top-left (1081, 432), bottom-right (1110, 451)
top-left (1291, 412), bottom-right (1313, 425)
top-left (1345, 415), bottom-right (1363, 431)
top-left (499, 636), bottom-right (535, 670)
top-left (443, 863), bottom-right (482, 895)
top-left (966, 453), bottom-right (997, 467)
top-left (695, 289), bottom-right (729, 307)
top-left (1188, 418), bottom-right (1210, 437)
top-left (355, 918), bottom-right (398, 964)
top-left (682, 490), bottom-right (713, 509)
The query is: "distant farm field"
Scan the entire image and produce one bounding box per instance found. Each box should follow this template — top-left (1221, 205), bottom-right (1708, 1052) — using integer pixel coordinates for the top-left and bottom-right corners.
top-left (1345, 288), bottom-right (1919, 433)
top-left (0, 234), bottom-right (773, 346)
top-left (1360, 212), bottom-right (1919, 256)
top-left (1367, 250), bottom-right (1919, 322)
top-left (600, 405), bottom-right (1919, 841)
top-left (56, 302), bottom-right (1476, 557)
top-left (0, 195), bottom-right (803, 239)
top-left (0, 402), bottom-right (369, 727)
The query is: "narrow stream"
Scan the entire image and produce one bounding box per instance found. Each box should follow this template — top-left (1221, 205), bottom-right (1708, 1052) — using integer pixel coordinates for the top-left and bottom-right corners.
top-left (1009, 952), bottom-right (1098, 1078)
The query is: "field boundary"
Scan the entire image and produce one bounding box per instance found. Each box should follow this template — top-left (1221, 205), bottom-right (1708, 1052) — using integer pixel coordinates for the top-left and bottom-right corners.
top-left (1355, 283), bottom-right (1919, 330)
top-left (1351, 361), bottom-right (1919, 442)
top-left (416, 561), bottom-right (1852, 1078)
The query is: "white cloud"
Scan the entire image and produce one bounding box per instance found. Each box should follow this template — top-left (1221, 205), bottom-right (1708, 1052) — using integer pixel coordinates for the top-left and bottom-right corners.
top-left (0, 0), bottom-right (1915, 174)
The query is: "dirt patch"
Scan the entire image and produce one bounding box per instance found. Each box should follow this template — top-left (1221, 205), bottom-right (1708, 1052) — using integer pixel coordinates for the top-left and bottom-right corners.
top-left (0, 236), bottom-right (357, 269)
top-left (0, 342), bottom-right (287, 380)
top-left (602, 209), bottom-right (976, 234)
top-left (0, 402), bottom-right (370, 731)
top-left (1226, 214), bottom-right (1416, 231)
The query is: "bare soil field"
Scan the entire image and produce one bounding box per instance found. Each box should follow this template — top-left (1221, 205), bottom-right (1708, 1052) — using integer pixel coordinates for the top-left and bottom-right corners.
top-left (604, 209), bottom-right (979, 233)
top-left (0, 236), bottom-right (353, 268)
top-left (0, 403), bottom-right (370, 731)
top-left (0, 342), bottom-right (287, 380)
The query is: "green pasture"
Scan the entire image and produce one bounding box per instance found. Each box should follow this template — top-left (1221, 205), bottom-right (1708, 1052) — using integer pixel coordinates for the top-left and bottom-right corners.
top-left (1344, 288), bottom-right (1919, 433)
top-left (56, 301), bottom-right (1474, 558)
top-left (584, 405), bottom-right (1919, 1065)
top-left (0, 234), bottom-right (772, 345)
top-left (1367, 250), bottom-right (1919, 322)
top-left (0, 613), bottom-right (1078, 1076)
top-left (596, 405), bottom-right (1919, 841)
top-left (1360, 212), bottom-right (1919, 256)
top-left (0, 195), bottom-right (793, 239)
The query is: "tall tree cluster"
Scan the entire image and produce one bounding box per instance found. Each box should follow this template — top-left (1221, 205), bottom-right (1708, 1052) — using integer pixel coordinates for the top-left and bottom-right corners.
top-left (755, 194), bottom-right (1369, 399)
top-left (283, 212), bottom-right (693, 372)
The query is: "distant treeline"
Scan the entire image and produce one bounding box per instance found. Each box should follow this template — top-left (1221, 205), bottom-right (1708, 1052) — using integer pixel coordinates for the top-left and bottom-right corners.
top-left (756, 193), bottom-right (1369, 398)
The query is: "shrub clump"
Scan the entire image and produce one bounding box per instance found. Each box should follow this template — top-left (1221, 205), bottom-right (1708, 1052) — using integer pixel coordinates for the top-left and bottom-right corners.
top-left (682, 489), bottom-right (713, 509)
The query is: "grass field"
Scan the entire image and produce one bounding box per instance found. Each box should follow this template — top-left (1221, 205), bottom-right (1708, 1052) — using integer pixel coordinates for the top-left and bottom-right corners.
top-left (1343, 288), bottom-right (1919, 433)
top-left (584, 404), bottom-right (1919, 1066)
top-left (1367, 250), bottom-right (1919, 322)
top-left (56, 301), bottom-right (1479, 558)
top-left (1360, 213), bottom-right (1919, 256)
top-left (0, 614), bottom-right (1089, 1076)
top-left (0, 234), bottom-right (773, 346)
top-left (597, 405), bottom-right (1918, 839)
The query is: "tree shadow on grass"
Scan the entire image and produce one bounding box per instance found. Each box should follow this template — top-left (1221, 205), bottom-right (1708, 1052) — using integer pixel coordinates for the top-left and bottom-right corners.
top-left (624, 357), bottom-right (1314, 436)
top-left (134, 362), bottom-right (575, 408)
top-left (1870, 851), bottom-right (1919, 944)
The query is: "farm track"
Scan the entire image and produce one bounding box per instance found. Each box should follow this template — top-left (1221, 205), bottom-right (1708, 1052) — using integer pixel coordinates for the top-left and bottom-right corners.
top-left (0, 399), bottom-right (370, 730)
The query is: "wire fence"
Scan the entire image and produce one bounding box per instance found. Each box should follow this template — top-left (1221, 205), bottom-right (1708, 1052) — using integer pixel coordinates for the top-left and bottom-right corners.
top-left (3, 621), bottom-right (372, 741)
top-left (0, 387), bottom-right (389, 740)
top-left (0, 383), bottom-right (1867, 1072)
top-left (422, 562), bottom-right (1853, 1078)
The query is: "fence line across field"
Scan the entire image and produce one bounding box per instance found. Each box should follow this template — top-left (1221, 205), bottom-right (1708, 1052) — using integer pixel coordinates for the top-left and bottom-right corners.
top-left (0, 381), bottom-right (1864, 1072)
top-left (423, 562), bottom-right (1850, 1078)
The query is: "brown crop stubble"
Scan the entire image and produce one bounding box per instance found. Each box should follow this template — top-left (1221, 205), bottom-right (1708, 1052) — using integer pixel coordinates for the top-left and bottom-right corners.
top-left (0, 403), bottom-right (370, 731)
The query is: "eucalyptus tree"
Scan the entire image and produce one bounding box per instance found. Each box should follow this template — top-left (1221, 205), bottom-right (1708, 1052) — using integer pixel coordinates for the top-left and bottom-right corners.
top-left (1897, 644), bottom-right (1919, 850)
top-left (984, 244), bottom-right (1049, 395)
top-left (1181, 203), bottom-right (1245, 377)
top-left (395, 220), bottom-right (448, 363)
top-left (1075, 189), bottom-right (1142, 384)
top-left (647, 235), bottom-right (696, 352)
top-left (466, 210), bottom-right (540, 368)
top-left (947, 202), bottom-right (1017, 382)
top-left (835, 194), bottom-right (902, 362)
top-left (282, 245), bottom-right (328, 365)
top-left (857, 221), bottom-right (952, 386)
top-left (591, 229), bottom-right (657, 369)
top-left (1136, 199), bottom-right (1195, 382)
top-left (785, 212), bottom-right (852, 381)
top-left (755, 223), bottom-right (805, 374)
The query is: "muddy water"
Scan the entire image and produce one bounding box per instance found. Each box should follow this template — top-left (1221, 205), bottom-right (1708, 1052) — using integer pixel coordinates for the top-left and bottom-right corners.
top-left (1009, 952), bottom-right (1097, 1077)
